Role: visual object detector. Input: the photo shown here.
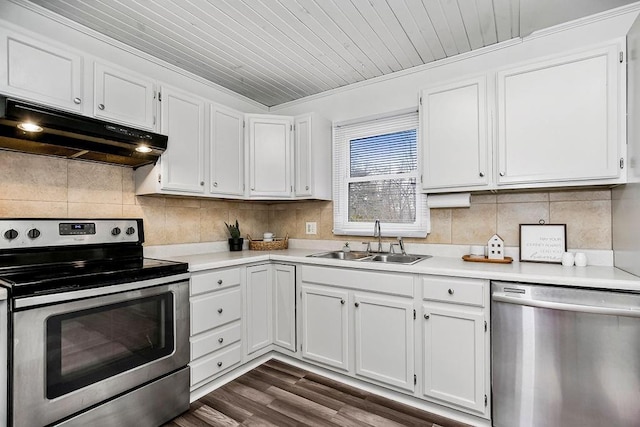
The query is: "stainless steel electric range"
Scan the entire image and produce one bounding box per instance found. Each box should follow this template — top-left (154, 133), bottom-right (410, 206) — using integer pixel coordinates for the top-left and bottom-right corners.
top-left (0, 218), bottom-right (190, 427)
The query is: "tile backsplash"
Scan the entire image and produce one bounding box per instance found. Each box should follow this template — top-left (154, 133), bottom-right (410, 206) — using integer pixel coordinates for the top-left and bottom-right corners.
top-left (0, 151), bottom-right (611, 249)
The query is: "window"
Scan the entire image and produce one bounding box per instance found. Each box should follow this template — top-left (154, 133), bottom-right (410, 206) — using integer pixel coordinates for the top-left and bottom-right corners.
top-left (333, 112), bottom-right (429, 237)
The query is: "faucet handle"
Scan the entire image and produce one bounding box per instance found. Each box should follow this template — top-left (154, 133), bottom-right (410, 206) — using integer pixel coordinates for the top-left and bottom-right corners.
top-left (389, 243), bottom-right (400, 254)
top-left (361, 241), bottom-right (372, 252)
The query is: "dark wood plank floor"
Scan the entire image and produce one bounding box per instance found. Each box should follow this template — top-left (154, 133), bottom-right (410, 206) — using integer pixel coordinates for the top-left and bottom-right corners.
top-left (164, 359), bottom-right (471, 427)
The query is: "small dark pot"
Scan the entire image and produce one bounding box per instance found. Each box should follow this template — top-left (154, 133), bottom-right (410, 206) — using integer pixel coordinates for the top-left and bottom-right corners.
top-left (228, 237), bottom-right (244, 251)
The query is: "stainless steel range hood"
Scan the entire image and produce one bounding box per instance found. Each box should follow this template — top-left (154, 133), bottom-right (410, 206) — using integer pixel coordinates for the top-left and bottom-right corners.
top-left (0, 96), bottom-right (168, 168)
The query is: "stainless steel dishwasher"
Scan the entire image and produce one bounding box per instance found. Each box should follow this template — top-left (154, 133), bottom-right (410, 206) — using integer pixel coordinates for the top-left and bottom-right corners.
top-left (491, 281), bottom-right (640, 427)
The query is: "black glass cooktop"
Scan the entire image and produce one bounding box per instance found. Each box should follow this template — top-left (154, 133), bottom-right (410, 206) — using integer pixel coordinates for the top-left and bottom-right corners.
top-left (0, 257), bottom-right (188, 298)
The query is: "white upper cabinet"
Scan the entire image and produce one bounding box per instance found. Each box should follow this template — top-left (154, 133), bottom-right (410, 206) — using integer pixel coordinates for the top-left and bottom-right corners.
top-left (247, 114), bottom-right (293, 198)
top-left (209, 104), bottom-right (244, 197)
top-left (159, 85), bottom-right (206, 193)
top-left (294, 113), bottom-right (332, 200)
top-left (496, 43), bottom-right (624, 186)
top-left (0, 29), bottom-right (83, 112)
top-left (93, 62), bottom-right (156, 130)
top-left (421, 76), bottom-right (490, 191)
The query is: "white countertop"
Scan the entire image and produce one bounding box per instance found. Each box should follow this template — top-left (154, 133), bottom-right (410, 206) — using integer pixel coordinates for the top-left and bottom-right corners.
top-left (159, 248), bottom-right (640, 291)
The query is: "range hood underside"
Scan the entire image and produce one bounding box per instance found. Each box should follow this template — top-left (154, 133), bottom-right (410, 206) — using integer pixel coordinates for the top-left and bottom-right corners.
top-left (0, 123), bottom-right (161, 168)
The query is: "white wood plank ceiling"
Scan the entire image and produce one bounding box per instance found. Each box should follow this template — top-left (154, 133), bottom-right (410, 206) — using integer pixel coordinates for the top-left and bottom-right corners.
top-left (23, 0), bottom-right (638, 107)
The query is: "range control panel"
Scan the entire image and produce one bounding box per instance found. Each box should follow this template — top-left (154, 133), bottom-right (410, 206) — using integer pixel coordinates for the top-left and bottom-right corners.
top-left (0, 219), bottom-right (143, 249)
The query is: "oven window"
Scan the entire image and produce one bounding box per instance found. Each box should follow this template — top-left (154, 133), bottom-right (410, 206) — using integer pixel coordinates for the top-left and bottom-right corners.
top-left (46, 293), bottom-right (174, 398)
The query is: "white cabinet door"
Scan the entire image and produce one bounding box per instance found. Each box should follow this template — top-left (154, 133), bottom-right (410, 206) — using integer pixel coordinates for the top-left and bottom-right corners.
top-left (353, 292), bottom-right (414, 392)
top-left (421, 76), bottom-right (489, 191)
top-left (246, 265), bottom-right (273, 354)
top-left (210, 104), bottom-right (244, 196)
top-left (301, 284), bottom-right (349, 371)
top-left (0, 29), bottom-right (83, 112)
top-left (294, 114), bottom-right (312, 197)
top-left (159, 85), bottom-right (205, 193)
top-left (497, 44), bottom-right (622, 185)
top-left (94, 62), bottom-right (156, 130)
top-left (247, 115), bottom-right (292, 198)
top-left (422, 304), bottom-right (486, 413)
top-left (272, 263), bottom-right (296, 351)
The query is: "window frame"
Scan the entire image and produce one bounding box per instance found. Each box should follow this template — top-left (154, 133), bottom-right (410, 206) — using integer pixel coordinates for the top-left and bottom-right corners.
top-left (333, 112), bottom-right (430, 238)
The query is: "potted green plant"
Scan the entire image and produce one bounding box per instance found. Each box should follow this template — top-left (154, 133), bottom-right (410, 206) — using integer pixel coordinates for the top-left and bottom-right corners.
top-left (224, 220), bottom-right (243, 251)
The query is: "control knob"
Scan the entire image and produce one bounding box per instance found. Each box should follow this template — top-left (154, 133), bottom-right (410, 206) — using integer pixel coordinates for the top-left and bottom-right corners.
top-left (111, 227), bottom-right (121, 236)
top-left (125, 227), bottom-right (136, 235)
top-left (27, 228), bottom-right (41, 239)
top-left (3, 229), bottom-right (18, 240)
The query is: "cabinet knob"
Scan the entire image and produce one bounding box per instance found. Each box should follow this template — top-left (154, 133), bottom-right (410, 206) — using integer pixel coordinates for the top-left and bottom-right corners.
top-left (200, 181), bottom-right (205, 186)
top-left (217, 361), bottom-right (223, 367)
top-left (499, 172), bottom-right (505, 177)
top-left (448, 288), bottom-right (454, 295)
top-left (251, 187), bottom-right (255, 191)
top-left (305, 185), bottom-right (309, 190)
top-left (218, 337), bottom-right (224, 344)
top-left (217, 279), bottom-right (223, 285)
top-left (479, 172), bottom-right (484, 177)
top-left (73, 97), bottom-right (81, 104)
top-left (218, 308), bottom-right (223, 314)
top-left (424, 314), bottom-right (430, 320)
top-left (340, 299), bottom-right (345, 305)
top-left (98, 103), bottom-right (105, 110)
top-left (213, 182), bottom-right (218, 187)
top-left (355, 302), bottom-right (360, 308)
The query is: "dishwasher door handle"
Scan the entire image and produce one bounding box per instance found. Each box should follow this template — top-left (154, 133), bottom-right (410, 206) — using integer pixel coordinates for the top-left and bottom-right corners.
top-left (492, 293), bottom-right (640, 318)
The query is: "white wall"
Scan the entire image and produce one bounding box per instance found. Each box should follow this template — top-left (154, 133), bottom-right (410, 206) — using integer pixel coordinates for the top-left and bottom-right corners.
top-left (271, 8), bottom-right (639, 123)
top-left (0, 0), bottom-right (269, 114)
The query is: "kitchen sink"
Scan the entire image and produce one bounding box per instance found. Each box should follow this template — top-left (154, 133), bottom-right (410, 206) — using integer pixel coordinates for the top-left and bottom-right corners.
top-left (308, 251), bottom-right (431, 265)
top-left (364, 253), bottom-right (431, 265)
top-left (308, 250), bottom-right (371, 260)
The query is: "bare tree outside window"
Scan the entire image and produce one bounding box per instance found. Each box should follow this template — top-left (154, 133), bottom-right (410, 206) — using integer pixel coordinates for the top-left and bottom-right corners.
top-left (348, 130), bottom-right (417, 223)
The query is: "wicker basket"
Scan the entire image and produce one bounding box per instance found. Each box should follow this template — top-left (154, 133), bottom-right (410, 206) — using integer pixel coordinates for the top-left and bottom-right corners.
top-left (247, 234), bottom-right (288, 251)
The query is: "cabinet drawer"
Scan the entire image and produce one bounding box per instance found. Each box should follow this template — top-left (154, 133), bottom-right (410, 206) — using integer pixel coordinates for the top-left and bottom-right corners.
top-left (422, 277), bottom-right (485, 307)
top-left (190, 343), bottom-right (242, 386)
top-left (191, 288), bottom-right (241, 335)
top-left (191, 268), bottom-right (241, 296)
top-left (191, 322), bottom-right (242, 361)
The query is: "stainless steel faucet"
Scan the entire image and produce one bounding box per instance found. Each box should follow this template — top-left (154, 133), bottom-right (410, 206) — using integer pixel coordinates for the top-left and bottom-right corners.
top-left (373, 219), bottom-right (382, 253)
top-left (397, 236), bottom-right (407, 255)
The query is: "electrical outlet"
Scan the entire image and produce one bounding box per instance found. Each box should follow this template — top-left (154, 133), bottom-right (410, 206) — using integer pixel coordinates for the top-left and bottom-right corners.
top-left (305, 222), bottom-right (317, 235)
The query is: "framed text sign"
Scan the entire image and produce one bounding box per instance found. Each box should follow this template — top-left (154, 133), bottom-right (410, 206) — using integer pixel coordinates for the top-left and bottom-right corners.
top-left (519, 224), bottom-right (567, 263)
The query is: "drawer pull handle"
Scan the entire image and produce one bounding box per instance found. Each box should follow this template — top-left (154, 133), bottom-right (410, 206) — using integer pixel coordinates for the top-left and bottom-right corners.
top-left (354, 302), bottom-right (360, 308)
top-left (424, 314), bottom-right (430, 320)
top-left (218, 338), bottom-right (224, 344)
top-left (73, 97), bottom-right (81, 104)
top-left (217, 279), bottom-right (223, 285)
top-left (217, 361), bottom-right (223, 367)
top-left (448, 288), bottom-right (454, 295)
top-left (98, 103), bottom-right (105, 110)
top-left (218, 308), bottom-right (223, 314)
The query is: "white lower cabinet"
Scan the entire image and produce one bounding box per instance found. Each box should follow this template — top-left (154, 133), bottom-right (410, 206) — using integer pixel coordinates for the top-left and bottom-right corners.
top-left (273, 263), bottom-right (296, 351)
top-left (354, 292), bottom-right (414, 391)
top-left (188, 267), bottom-right (242, 390)
top-left (299, 265), bottom-right (416, 392)
top-left (421, 276), bottom-right (489, 416)
top-left (300, 283), bottom-right (349, 371)
top-left (245, 264), bottom-right (273, 354)
top-left (244, 263), bottom-right (297, 359)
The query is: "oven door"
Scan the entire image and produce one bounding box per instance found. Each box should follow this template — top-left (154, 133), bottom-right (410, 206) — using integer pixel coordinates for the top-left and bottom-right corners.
top-left (12, 278), bottom-right (189, 427)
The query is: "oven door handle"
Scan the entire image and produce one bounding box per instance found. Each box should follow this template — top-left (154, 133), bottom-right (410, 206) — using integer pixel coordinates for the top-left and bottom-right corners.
top-left (13, 273), bottom-right (191, 309)
top-left (492, 293), bottom-right (640, 318)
